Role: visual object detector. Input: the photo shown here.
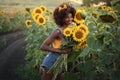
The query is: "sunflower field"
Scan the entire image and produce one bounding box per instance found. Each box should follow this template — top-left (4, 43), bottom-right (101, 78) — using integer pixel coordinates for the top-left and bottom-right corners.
top-left (0, 10), bottom-right (25, 33)
top-left (18, 1), bottom-right (120, 80)
top-left (0, 9), bottom-right (26, 49)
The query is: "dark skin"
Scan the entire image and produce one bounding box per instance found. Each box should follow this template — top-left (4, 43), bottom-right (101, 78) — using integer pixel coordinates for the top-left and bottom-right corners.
top-left (40, 13), bottom-right (73, 80)
top-left (41, 13), bottom-right (73, 54)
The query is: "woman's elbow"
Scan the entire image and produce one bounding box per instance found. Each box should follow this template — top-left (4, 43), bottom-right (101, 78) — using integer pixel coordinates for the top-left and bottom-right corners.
top-left (40, 44), bottom-right (46, 51)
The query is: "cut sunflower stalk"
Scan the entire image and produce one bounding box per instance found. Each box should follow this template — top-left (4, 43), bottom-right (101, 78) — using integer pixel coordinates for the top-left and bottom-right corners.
top-left (63, 54), bottom-right (68, 71)
top-left (48, 54), bottom-right (68, 80)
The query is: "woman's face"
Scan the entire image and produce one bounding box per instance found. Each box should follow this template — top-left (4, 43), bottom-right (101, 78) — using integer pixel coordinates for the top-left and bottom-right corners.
top-left (64, 13), bottom-right (73, 25)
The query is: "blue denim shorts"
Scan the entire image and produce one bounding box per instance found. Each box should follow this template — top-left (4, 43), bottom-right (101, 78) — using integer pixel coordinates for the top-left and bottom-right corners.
top-left (41, 52), bottom-right (61, 68)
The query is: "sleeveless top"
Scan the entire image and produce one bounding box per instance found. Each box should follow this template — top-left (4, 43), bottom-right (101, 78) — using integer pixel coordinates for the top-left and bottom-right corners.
top-left (52, 28), bottom-right (63, 48)
top-left (41, 28), bottom-right (64, 68)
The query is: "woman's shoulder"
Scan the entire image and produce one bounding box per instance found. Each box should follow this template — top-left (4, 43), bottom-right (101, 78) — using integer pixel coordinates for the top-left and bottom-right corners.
top-left (52, 28), bottom-right (62, 35)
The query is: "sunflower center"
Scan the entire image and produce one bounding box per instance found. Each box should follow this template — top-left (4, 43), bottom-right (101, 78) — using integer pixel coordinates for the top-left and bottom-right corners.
top-left (75, 31), bottom-right (82, 39)
top-left (39, 17), bottom-right (44, 23)
top-left (27, 21), bottom-right (30, 25)
top-left (80, 27), bottom-right (86, 32)
top-left (65, 31), bottom-right (70, 34)
top-left (81, 41), bottom-right (87, 46)
top-left (103, 7), bottom-right (106, 9)
top-left (36, 9), bottom-right (42, 14)
top-left (76, 12), bottom-right (82, 20)
top-left (35, 15), bottom-right (39, 20)
top-left (41, 7), bottom-right (45, 11)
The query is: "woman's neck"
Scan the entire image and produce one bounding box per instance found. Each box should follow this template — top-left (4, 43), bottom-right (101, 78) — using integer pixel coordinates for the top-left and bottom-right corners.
top-left (59, 25), bottom-right (68, 31)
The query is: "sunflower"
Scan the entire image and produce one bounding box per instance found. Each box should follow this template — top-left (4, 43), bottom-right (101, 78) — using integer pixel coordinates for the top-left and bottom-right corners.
top-left (71, 22), bottom-right (77, 30)
top-left (33, 7), bottom-right (43, 14)
top-left (40, 5), bottom-right (46, 13)
top-left (92, 11), bottom-right (99, 18)
top-left (74, 9), bottom-right (85, 24)
top-left (0, 10), bottom-right (5, 15)
top-left (106, 6), bottom-right (113, 11)
top-left (63, 27), bottom-right (72, 37)
top-left (77, 24), bottom-right (89, 36)
top-left (44, 16), bottom-right (49, 20)
top-left (37, 15), bottom-right (46, 26)
top-left (73, 29), bottom-right (86, 42)
top-left (99, 24), bottom-right (104, 30)
top-left (25, 8), bottom-right (31, 13)
top-left (101, 6), bottom-right (106, 10)
top-left (79, 6), bottom-right (86, 10)
top-left (25, 20), bottom-right (32, 28)
top-left (101, 6), bottom-right (113, 12)
top-left (32, 13), bottom-right (41, 22)
top-left (31, 11), bottom-right (35, 17)
top-left (106, 6), bottom-right (117, 13)
top-left (100, 14), bottom-right (115, 23)
top-left (76, 39), bottom-right (87, 49)
top-left (71, 25), bottom-right (77, 32)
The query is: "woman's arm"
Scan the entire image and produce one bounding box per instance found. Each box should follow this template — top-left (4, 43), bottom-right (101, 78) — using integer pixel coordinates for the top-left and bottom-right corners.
top-left (40, 29), bottom-right (70, 54)
top-left (40, 29), bottom-right (61, 53)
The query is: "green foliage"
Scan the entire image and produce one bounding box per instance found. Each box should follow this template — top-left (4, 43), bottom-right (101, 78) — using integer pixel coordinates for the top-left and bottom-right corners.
top-left (16, 61), bottom-right (40, 80)
top-left (50, 5), bottom-right (120, 80)
top-left (62, 72), bottom-right (80, 80)
top-left (0, 11), bottom-right (25, 33)
top-left (20, 3), bottom-right (120, 80)
top-left (17, 7), bottom-right (56, 80)
top-left (82, 0), bottom-right (110, 6)
top-left (61, 5), bottom-right (120, 80)
top-left (0, 38), bottom-right (6, 47)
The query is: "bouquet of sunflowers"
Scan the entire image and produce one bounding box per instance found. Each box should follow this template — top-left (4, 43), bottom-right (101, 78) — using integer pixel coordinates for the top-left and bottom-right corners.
top-left (48, 22), bottom-right (89, 80)
top-left (63, 23), bottom-right (89, 49)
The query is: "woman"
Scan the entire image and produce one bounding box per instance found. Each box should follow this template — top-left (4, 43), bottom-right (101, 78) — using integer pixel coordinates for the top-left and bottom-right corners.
top-left (40, 3), bottom-right (76, 80)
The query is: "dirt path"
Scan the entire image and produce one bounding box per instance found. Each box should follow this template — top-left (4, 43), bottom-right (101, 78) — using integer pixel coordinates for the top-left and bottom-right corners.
top-left (0, 30), bottom-right (26, 80)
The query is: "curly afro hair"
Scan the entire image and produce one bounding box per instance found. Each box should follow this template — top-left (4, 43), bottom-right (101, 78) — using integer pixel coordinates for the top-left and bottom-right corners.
top-left (53, 3), bottom-right (76, 26)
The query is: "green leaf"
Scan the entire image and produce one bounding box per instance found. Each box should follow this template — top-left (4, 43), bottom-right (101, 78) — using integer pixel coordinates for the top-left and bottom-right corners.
top-left (79, 47), bottom-right (90, 57)
top-left (62, 72), bottom-right (79, 80)
top-left (68, 50), bottom-right (80, 62)
top-left (87, 37), bottom-right (102, 51)
top-left (85, 71), bottom-right (96, 80)
top-left (100, 54), bottom-right (113, 65)
top-left (111, 70), bottom-right (120, 80)
top-left (78, 60), bottom-right (93, 72)
top-left (111, 0), bottom-right (120, 6)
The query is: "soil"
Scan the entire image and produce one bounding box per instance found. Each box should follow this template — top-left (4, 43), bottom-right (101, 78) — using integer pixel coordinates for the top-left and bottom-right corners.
top-left (0, 30), bottom-right (26, 80)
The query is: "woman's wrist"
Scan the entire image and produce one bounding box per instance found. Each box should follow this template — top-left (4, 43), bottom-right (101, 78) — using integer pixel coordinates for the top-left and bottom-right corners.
top-left (57, 49), bottom-right (62, 54)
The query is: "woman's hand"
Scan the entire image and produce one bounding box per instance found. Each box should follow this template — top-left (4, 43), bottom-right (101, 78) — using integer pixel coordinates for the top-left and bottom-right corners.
top-left (60, 48), bottom-right (71, 54)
